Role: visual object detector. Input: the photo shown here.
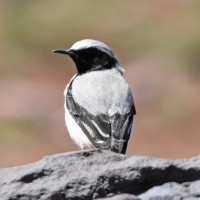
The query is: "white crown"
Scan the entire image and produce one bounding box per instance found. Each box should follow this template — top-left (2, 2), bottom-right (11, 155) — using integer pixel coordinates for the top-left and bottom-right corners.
top-left (69, 39), bottom-right (116, 59)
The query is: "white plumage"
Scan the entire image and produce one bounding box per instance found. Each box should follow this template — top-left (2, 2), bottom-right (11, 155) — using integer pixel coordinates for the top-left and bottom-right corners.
top-left (71, 68), bottom-right (132, 116)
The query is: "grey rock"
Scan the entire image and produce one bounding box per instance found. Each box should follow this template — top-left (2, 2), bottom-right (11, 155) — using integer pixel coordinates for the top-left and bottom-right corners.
top-left (0, 149), bottom-right (200, 200)
top-left (97, 193), bottom-right (140, 200)
top-left (139, 180), bottom-right (200, 200)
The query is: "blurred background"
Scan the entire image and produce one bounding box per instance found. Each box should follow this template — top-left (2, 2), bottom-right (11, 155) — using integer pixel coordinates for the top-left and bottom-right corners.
top-left (0, 0), bottom-right (200, 167)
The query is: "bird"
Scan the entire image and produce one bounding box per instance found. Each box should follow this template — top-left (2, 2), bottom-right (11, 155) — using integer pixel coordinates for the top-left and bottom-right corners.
top-left (53, 39), bottom-right (136, 154)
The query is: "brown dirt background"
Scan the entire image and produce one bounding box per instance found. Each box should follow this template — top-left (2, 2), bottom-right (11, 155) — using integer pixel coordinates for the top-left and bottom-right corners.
top-left (0, 1), bottom-right (200, 167)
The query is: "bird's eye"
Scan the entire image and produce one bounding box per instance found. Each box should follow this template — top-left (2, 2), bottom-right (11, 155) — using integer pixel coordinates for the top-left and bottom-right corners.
top-left (68, 50), bottom-right (75, 55)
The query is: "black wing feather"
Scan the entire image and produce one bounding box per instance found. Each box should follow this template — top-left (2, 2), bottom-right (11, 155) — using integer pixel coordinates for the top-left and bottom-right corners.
top-left (66, 78), bottom-right (111, 149)
top-left (110, 110), bottom-right (134, 154)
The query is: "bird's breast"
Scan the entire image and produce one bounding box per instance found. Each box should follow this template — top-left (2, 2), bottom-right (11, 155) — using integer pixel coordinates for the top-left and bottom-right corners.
top-left (69, 69), bottom-right (132, 116)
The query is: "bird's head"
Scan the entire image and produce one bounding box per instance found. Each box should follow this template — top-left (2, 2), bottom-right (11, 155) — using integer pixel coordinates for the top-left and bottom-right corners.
top-left (53, 39), bottom-right (124, 74)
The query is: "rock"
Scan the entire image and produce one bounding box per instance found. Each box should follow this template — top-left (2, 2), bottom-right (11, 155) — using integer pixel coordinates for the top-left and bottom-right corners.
top-left (97, 193), bottom-right (140, 200)
top-left (139, 180), bottom-right (200, 200)
top-left (0, 149), bottom-right (200, 200)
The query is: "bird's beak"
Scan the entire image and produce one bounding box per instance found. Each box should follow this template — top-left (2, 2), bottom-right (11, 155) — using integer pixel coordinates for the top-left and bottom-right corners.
top-left (52, 49), bottom-right (70, 55)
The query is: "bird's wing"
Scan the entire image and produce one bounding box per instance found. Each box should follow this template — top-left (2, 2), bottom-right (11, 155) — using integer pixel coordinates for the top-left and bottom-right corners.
top-left (66, 77), bottom-right (136, 153)
top-left (109, 105), bottom-right (135, 154)
top-left (66, 78), bottom-right (111, 149)
top-left (109, 88), bottom-right (136, 154)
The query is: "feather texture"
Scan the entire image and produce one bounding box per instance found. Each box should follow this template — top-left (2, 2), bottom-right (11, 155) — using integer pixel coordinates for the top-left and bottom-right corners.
top-left (64, 69), bottom-right (136, 154)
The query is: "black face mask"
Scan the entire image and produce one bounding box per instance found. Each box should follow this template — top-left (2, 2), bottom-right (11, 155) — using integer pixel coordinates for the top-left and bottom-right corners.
top-left (70, 48), bottom-right (118, 74)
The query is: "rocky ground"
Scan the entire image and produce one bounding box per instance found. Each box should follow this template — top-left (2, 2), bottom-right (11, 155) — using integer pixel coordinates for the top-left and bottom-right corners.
top-left (0, 149), bottom-right (200, 200)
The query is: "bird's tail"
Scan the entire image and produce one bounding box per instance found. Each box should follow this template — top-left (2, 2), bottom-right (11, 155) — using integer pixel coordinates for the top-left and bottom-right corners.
top-left (111, 138), bottom-right (128, 154)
